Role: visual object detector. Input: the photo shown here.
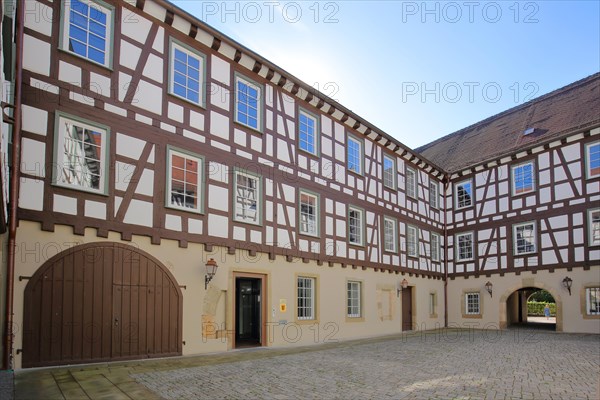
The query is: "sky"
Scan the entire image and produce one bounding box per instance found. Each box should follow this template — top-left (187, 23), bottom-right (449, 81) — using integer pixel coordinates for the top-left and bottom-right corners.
top-left (172, 1), bottom-right (600, 149)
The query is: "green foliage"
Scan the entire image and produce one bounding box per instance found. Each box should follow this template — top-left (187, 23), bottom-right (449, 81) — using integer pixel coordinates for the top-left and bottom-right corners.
top-left (527, 301), bottom-right (556, 316)
top-left (528, 289), bottom-right (555, 303)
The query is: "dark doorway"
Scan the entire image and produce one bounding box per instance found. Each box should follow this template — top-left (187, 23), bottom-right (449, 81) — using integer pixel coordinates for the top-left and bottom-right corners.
top-left (235, 277), bottom-right (262, 347)
top-left (401, 287), bottom-right (413, 331)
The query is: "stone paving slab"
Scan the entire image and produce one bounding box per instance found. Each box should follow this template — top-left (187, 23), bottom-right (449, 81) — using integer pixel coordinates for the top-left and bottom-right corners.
top-left (10, 328), bottom-right (600, 399)
top-left (134, 329), bottom-right (600, 400)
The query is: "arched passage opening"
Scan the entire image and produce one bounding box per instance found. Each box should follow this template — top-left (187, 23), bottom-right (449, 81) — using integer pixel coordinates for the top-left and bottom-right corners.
top-left (22, 242), bottom-right (183, 368)
top-left (506, 287), bottom-right (556, 331)
top-left (500, 282), bottom-right (562, 332)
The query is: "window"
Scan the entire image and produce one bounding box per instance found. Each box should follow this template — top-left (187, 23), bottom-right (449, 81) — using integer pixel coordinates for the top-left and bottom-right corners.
top-left (586, 287), bottom-right (600, 315)
top-left (169, 40), bottom-right (205, 106)
top-left (455, 180), bottom-right (473, 209)
top-left (53, 113), bottom-right (108, 194)
top-left (347, 281), bottom-right (361, 318)
top-left (431, 232), bottom-right (441, 262)
top-left (429, 180), bottom-right (439, 209)
top-left (383, 217), bottom-right (397, 253)
top-left (513, 222), bottom-right (537, 255)
top-left (465, 292), bottom-right (480, 315)
top-left (588, 209), bottom-right (600, 246)
top-left (383, 155), bottom-right (396, 189)
top-left (429, 293), bottom-right (436, 316)
top-left (347, 135), bottom-right (363, 175)
top-left (348, 206), bottom-right (364, 246)
top-left (406, 167), bottom-right (417, 198)
top-left (586, 142), bottom-right (600, 178)
top-left (456, 232), bottom-right (474, 261)
top-left (297, 277), bottom-right (315, 320)
top-left (235, 75), bottom-right (262, 131)
top-left (406, 225), bottom-right (418, 257)
top-left (512, 161), bottom-right (535, 195)
top-left (234, 170), bottom-right (261, 225)
top-left (61, 0), bottom-right (113, 67)
top-left (299, 191), bottom-right (319, 237)
top-left (167, 148), bottom-right (203, 213)
top-left (299, 109), bottom-right (319, 156)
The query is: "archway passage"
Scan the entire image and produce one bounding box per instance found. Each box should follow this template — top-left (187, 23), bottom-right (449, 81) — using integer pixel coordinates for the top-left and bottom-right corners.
top-left (506, 287), bottom-right (556, 331)
top-left (22, 242), bottom-right (183, 368)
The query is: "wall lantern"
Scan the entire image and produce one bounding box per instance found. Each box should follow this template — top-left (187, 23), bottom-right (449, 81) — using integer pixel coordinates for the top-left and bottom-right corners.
top-left (562, 276), bottom-right (573, 296)
top-left (397, 278), bottom-right (409, 297)
top-left (205, 258), bottom-right (219, 289)
top-left (485, 281), bottom-right (493, 297)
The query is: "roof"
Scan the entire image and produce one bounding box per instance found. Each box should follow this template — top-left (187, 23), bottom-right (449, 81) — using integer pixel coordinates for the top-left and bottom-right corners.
top-left (415, 73), bottom-right (600, 173)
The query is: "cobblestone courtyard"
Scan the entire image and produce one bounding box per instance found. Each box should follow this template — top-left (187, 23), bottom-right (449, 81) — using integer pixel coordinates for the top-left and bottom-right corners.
top-left (134, 329), bottom-right (599, 400)
top-left (10, 328), bottom-right (600, 399)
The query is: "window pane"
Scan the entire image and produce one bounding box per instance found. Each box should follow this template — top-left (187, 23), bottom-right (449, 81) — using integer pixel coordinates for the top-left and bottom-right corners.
top-left (457, 233), bottom-right (473, 261)
top-left (298, 277), bottom-right (314, 320)
top-left (236, 78), bottom-right (261, 129)
top-left (383, 156), bottom-right (395, 188)
top-left (235, 172), bottom-right (260, 224)
top-left (457, 181), bottom-right (472, 208)
top-left (300, 192), bottom-right (318, 236)
top-left (67, 1), bottom-right (109, 66)
top-left (58, 118), bottom-right (106, 192)
top-left (171, 45), bottom-right (203, 104)
top-left (349, 208), bottom-right (363, 245)
top-left (299, 112), bottom-right (317, 155)
top-left (347, 138), bottom-right (362, 174)
top-left (515, 223), bottom-right (536, 254)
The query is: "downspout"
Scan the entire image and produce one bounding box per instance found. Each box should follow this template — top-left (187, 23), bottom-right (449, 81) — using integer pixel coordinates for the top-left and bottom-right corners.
top-left (3, 0), bottom-right (23, 370)
top-left (443, 176), bottom-right (449, 328)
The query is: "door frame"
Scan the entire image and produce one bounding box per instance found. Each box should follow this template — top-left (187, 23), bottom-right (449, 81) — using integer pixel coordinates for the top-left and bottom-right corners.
top-left (232, 272), bottom-right (268, 349)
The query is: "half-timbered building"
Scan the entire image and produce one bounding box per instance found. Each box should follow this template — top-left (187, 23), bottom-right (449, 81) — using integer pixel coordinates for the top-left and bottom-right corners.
top-left (0, 0), bottom-right (597, 369)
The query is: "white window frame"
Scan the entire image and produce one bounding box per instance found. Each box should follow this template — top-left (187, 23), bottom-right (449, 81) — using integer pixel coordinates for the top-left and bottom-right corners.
top-left (299, 190), bottom-right (319, 237)
top-left (298, 108), bottom-right (319, 156)
top-left (586, 287), bottom-right (600, 316)
top-left (347, 135), bottom-right (363, 175)
top-left (588, 209), bottom-right (600, 246)
top-left (429, 180), bottom-right (439, 209)
top-left (455, 179), bottom-right (473, 209)
top-left (431, 232), bottom-right (441, 262)
top-left (406, 166), bottom-right (417, 199)
top-left (166, 147), bottom-right (204, 214)
top-left (347, 281), bottom-right (361, 318)
top-left (233, 169), bottom-right (262, 225)
top-left (456, 232), bottom-right (474, 262)
top-left (383, 154), bottom-right (396, 190)
top-left (297, 276), bottom-right (315, 320)
top-left (585, 141), bottom-right (600, 179)
top-left (169, 39), bottom-right (206, 107)
top-left (511, 161), bottom-right (536, 195)
top-left (348, 206), bottom-right (364, 246)
top-left (60, 0), bottom-right (114, 68)
top-left (465, 292), bottom-right (480, 315)
top-left (235, 74), bottom-right (263, 132)
top-left (406, 225), bottom-right (419, 258)
top-left (53, 112), bottom-right (109, 195)
top-left (383, 216), bottom-right (397, 253)
top-left (513, 221), bottom-right (537, 255)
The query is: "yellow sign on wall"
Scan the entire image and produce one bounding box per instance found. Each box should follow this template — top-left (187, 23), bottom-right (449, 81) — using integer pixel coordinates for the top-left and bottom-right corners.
top-left (279, 299), bottom-right (287, 312)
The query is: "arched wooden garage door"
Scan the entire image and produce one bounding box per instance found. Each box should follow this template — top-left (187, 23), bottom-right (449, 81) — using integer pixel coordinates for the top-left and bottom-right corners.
top-left (22, 242), bottom-right (183, 368)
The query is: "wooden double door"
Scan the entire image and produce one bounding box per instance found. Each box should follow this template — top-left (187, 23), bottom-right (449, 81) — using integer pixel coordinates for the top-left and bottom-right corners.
top-left (22, 242), bottom-right (183, 368)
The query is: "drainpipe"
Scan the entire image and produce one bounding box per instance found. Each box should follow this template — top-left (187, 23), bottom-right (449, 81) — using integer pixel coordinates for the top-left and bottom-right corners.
top-left (443, 176), bottom-right (449, 328)
top-left (3, 0), bottom-right (24, 371)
